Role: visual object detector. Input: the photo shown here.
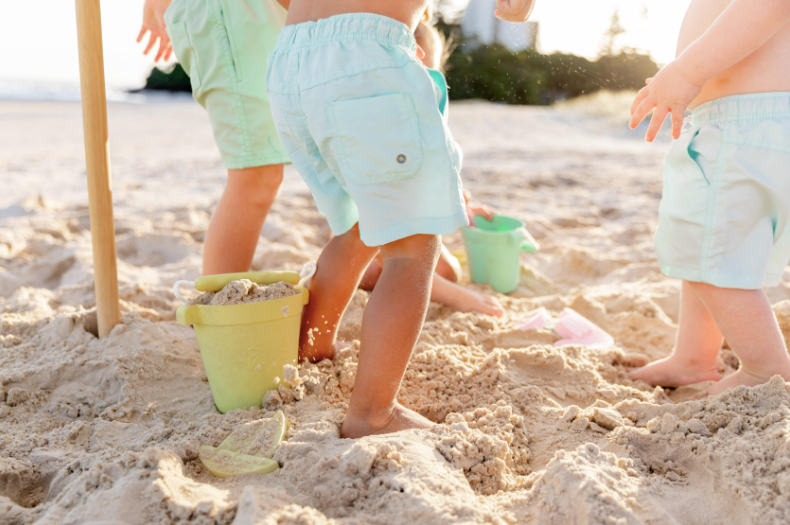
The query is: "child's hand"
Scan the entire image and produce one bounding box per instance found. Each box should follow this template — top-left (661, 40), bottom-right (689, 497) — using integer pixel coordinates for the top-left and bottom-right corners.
top-left (137, 0), bottom-right (174, 62)
top-left (495, 0), bottom-right (537, 23)
top-left (628, 60), bottom-right (703, 142)
top-left (463, 190), bottom-right (495, 221)
top-left (468, 204), bottom-right (495, 222)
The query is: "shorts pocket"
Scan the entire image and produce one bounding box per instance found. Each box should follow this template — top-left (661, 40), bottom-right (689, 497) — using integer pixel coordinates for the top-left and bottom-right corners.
top-left (166, 22), bottom-right (202, 90)
top-left (326, 93), bottom-right (424, 185)
top-left (218, 0), bottom-right (242, 82)
top-left (667, 125), bottom-right (706, 184)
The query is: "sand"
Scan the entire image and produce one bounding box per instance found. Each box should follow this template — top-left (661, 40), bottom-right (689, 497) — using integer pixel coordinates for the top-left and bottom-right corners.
top-left (187, 281), bottom-right (299, 306)
top-left (2, 94), bottom-right (790, 524)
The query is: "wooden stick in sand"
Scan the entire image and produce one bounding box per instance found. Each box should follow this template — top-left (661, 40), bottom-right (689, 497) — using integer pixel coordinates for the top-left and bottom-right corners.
top-left (75, 0), bottom-right (121, 337)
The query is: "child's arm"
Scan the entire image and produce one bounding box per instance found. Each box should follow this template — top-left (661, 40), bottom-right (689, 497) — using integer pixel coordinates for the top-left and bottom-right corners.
top-left (495, 0), bottom-right (537, 23)
top-left (630, 0), bottom-right (790, 142)
top-left (137, 0), bottom-right (174, 62)
top-left (275, 0), bottom-right (290, 9)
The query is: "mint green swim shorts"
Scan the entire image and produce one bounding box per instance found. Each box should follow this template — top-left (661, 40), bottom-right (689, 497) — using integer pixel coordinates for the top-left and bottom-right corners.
top-left (655, 93), bottom-right (790, 289)
top-left (164, 0), bottom-right (290, 169)
top-left (266, 14), bottom-right (467, 247)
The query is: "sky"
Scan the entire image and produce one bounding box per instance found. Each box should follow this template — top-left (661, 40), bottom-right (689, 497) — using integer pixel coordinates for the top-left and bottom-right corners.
top-left (0, 0), bottom-right (692, 92)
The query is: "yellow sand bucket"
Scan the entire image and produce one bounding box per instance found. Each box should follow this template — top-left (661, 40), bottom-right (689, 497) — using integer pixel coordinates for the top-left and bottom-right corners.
top-left (173, 263), bottom-right (315, 413)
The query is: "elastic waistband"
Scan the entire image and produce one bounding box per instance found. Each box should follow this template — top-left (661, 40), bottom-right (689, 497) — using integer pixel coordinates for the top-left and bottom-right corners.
top-left (690, 92), bottom-right (790, 126)
top-left (277, 13), bottom-right (416, 52)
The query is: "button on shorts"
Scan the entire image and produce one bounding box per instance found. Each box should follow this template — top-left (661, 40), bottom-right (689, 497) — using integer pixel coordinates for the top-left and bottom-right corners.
top-left (165, 0), bottom-right (290, 169)
top-left (655, 93), bottom-right (790, 289)
top-left (266, 14), bottom-right (467, 247)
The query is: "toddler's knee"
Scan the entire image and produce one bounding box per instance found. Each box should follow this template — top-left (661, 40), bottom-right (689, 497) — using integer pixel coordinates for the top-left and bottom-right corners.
top-left (226, 165), bottom-right (284, 206)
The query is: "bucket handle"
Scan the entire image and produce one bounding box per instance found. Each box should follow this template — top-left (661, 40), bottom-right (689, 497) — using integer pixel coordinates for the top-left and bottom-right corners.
top-left (173, 280), bottom-right (196, 303)
top-left (518, 227), bottom-right (540, 253)
top-left (299, 262), bottom-right (317, 287)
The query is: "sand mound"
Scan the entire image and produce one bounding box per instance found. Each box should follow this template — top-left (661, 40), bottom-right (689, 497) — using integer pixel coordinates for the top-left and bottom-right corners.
top-left (3, 101), bottom-right (790, 524)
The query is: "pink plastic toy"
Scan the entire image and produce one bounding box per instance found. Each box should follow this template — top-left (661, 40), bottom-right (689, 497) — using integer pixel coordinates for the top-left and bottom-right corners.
top-left (518, 307), bottom-right (614, 349)
top-left (518, 307), bottom-right (549, 330)
top-left (553, 308), bottom-right (614, 349)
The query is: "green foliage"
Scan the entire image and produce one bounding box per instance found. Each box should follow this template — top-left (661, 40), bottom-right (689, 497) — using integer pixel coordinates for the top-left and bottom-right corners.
top-left (445, 43), bottom-right (659, 105)
top-left (144, 64), bottom-right (192, 92)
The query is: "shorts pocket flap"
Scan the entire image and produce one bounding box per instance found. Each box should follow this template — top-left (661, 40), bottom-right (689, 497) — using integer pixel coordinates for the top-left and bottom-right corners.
top-left (327, 93), bottom-right (424, 186)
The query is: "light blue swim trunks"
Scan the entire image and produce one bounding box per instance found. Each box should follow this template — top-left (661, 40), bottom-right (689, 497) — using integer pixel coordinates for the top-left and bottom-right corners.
top-left (266, 14), bottom-right (467, 247)
top-left (655, 93), bottom-right (790, 289)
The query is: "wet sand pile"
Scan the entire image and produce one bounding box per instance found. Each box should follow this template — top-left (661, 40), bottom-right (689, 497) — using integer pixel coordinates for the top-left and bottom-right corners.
top-left (2, 98), bottom-right (790, 524)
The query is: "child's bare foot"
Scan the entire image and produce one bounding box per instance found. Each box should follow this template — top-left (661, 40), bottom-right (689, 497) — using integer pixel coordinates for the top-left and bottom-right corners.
top-left (706, 369), bottom-right (790, 396)
top-left (341, 403), bottom-right (435, 439)
top-left (432, 276), bottom-right (504, 317)
top-left (628, 354), bottom-right (720, 388)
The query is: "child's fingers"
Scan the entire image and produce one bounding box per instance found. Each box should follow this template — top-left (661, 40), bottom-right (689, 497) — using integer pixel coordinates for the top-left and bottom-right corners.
top-left (629, 96), bottom-right (654, 130)
top-left (470, 206), bottom-right (494, 221)
top-left (645, 105), bottom-right (669, 142)
top-left (157, 37), bottom-right (172, 62)
top-left (155, 43), bottom-right (165, 62)
top-left (630, 86), bottom-right (649, 116)
top-left (144, 34), bottom-right (158, 55)
top-left (645, 77), bottom-right (653, 84)
top-left (136, 27), bottom-right (148, 44)
top-left (670, 106), bottom-right (685, 140)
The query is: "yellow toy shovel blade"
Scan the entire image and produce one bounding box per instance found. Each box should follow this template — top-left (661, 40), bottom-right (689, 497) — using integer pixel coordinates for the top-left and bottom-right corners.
top-left (218, 410), bottom-right (289, 458)
top-left (199, 445), bottom-right (279, 477)
top-left (195, 271), bottom-right (300, 292)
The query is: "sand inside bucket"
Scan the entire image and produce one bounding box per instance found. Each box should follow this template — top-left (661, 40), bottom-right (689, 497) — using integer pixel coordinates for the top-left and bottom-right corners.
top-left (187, 279), bottom-right (298, 306)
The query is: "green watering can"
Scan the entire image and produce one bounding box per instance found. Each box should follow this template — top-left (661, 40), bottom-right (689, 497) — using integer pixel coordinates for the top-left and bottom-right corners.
top-left (461, 215), bottom-right (539, 294)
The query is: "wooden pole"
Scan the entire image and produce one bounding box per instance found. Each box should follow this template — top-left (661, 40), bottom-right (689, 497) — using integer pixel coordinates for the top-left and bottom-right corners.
top-left (75, 0), bottom-right (121, 337)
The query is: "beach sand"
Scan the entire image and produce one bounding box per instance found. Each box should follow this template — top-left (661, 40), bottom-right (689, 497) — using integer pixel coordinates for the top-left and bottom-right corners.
top-left (2, 96), bottom-right (790, 524)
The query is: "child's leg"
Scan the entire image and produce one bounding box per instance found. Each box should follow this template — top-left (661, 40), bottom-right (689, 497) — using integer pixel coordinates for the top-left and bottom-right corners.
top-left (628, 280), bottom-right (723, 387)
top-left (359, 251), bottom-right (504, 317)
top-left (359, 253), bottom-right (384, 291)
top-left (361, 246), bottom-right (459, 286)
top-left (435, 244), bottom-right (462, 282)
top-left (687, 282), bottom-right (790, 396)
top-left (202, 165), bottom-right (283, 275)
top-left (299, 224), bottom-right (379, 362)
top-left (429, 274), bottom-right (504, 317)
top-left (342, 234), bottom-right (441, 438)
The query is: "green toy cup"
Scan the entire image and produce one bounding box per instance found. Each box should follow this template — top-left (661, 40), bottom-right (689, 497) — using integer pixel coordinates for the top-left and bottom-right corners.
top-left (461, 215), bottom-right (539, 294)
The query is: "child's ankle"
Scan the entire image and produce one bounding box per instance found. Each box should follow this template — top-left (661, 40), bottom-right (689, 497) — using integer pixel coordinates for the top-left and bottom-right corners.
top-left (346, 403), bottom-right (394, 432)
top-left (669, 351), bottom-right (718, 372)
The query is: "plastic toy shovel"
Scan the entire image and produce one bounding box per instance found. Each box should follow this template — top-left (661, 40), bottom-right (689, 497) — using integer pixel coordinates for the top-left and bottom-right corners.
top-left (199, 410), bottom-right (289, 477)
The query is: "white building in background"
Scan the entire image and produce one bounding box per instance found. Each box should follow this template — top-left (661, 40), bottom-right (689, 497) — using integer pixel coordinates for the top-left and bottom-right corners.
top-left (461, 0), bottom-right (539, 52)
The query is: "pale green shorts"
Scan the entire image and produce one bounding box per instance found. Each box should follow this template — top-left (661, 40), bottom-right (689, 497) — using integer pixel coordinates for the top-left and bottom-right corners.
top-left (266, 14), bottom-right (467, 247)
top-left (655, 93), bottom-right (790, 289)
top-left (164, 0), bottom-right (290, 169)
